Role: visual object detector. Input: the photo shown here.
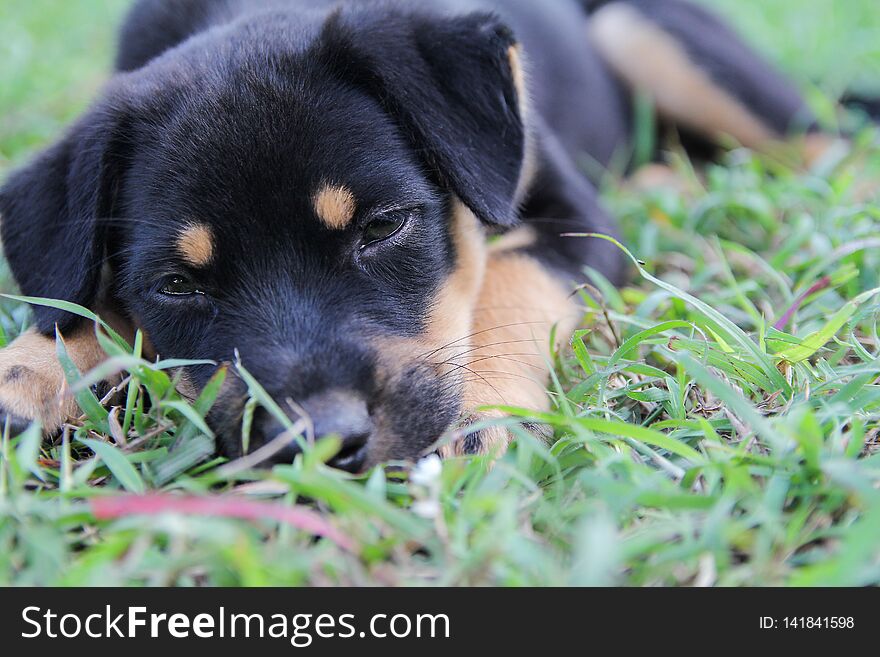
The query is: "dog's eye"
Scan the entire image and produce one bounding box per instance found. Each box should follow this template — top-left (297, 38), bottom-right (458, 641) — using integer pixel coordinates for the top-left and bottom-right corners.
top-left (360, 212), bottom-right (408, 248)
top-left (160, 275), bottom-right (203, 296)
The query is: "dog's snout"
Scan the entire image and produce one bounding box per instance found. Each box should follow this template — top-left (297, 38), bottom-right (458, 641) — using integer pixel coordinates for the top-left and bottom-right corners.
top-left (257, 390), bottom-right (372, 472)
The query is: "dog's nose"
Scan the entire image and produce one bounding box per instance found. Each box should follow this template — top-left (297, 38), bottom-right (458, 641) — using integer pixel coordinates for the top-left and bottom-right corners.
top-left (303, 390), bottom-right (372, 471)
top-left (257, 390), bottom-right (372, 472)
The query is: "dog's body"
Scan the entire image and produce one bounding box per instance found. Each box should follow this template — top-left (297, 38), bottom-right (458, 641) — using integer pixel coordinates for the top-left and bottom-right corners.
top-left (0, 0), bottom-right (820, 470)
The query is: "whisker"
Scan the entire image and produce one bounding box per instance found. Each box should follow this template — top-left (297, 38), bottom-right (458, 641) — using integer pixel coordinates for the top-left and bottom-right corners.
top-left (437, 357), bottom-right (543, 384)
top-left (458, 372), bottom-right (542, 385)
top-left (444, 363), bottom-right (507, 401)
top-left (456, 353), bottom-right (545, 372)
top-left (430, 338), bottom-right (544, 365)
top-left (418, 321), bottom-right (549, 361)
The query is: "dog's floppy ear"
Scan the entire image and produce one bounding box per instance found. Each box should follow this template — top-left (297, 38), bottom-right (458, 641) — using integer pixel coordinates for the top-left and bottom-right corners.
top-left (322, 10), bottom-right (527, 227)
top-left (0, 100), bottom-right (130, 334)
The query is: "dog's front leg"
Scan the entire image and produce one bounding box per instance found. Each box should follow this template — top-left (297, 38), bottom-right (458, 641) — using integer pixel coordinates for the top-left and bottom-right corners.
top-left (439, 244), bottom-right (581, 458)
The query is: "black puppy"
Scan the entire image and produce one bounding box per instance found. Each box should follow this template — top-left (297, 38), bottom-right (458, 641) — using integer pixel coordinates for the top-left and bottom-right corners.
top-left (0, 0), bottom-right (819, 471)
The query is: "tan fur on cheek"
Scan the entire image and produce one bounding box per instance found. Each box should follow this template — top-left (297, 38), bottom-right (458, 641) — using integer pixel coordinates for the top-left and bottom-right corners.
top-left (0, 327), bottom-right (111, 432)
top-left (589, 3), bottom-right (777, 149)
top-left (313, 184), bottom-right (357, 230)
top-left (176, 223), bottom-right (214, 267)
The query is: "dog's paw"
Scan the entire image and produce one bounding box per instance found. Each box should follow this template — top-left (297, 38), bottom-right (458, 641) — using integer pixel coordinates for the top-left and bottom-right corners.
top-left (439, 412), bottom-right (510, 459)
top-left (0, 332), bottom-right (82, 436)
top-left (0, 362), bottom-right (75, 435)
top-left (438, 411), bottom-right (552, 459)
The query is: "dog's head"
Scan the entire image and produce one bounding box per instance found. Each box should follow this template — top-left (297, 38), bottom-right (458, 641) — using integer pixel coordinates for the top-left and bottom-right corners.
top-left (0, 8), bottom-right (530, 469)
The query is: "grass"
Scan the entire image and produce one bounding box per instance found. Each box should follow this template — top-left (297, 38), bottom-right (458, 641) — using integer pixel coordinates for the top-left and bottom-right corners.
top-left (1, 0), bottom-right (880, 586)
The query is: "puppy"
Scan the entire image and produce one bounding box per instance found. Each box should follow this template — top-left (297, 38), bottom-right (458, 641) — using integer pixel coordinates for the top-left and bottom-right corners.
top-left (0, 0), bottom-right (821, 471)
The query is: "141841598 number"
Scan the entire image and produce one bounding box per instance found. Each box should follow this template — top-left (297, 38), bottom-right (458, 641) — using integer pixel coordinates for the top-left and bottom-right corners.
top-left (784, 617), bottom-right (854, 629)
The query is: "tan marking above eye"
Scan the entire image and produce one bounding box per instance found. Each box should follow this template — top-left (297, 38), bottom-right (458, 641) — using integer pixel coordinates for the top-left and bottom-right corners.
top-left (176, 223), bottom-right (215, 267)
top-left (313, 184), bottom-right (357, 230)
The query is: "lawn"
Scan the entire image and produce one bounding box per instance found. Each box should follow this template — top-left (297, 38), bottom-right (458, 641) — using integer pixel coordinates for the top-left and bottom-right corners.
top-left (1, 0), bottom-right (879, 586)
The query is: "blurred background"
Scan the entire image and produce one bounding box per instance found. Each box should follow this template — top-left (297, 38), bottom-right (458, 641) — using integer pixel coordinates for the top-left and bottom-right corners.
top-left (1, 0), bottom-right (879, 173)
